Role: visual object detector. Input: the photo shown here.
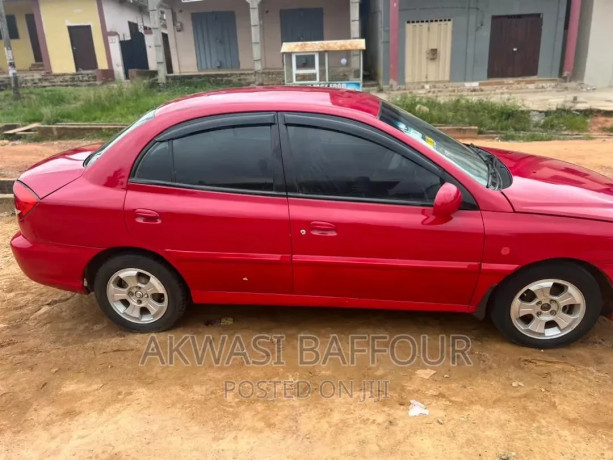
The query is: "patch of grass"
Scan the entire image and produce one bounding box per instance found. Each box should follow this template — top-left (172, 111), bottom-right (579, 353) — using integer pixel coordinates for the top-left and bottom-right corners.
top-left (539, 110), bottom-right (589, 132)
top-left (0, 79), bottom-right (230, 125)
top-left (499, 132), bottom-right (561, 142)
top-left (391, 95), bottom-right (591, 139)
top-left (392, 95), bottom-right (532, 132)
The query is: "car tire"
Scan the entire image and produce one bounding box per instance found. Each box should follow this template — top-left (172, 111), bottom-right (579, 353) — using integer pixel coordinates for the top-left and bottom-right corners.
top-left (94, 254), bottom-right (189, 332)
top-left (490, 262), bottom-right (602, 348)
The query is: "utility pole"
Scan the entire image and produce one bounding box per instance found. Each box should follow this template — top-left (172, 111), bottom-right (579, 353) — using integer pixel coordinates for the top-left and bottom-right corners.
top-left (0, 0), bottom-right (19, 99)
top-left (147, 0), bottom-right (167, 84)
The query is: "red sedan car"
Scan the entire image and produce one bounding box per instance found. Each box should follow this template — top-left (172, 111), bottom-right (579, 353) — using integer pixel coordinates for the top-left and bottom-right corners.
top-left (10, 87), bottom-right (613, 347)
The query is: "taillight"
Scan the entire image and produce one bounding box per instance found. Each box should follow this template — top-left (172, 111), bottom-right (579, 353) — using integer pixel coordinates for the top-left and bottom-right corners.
top-left (13, 181), bottom-right (39, 219)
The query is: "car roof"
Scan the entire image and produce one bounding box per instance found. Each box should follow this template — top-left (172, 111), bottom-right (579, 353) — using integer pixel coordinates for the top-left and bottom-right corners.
top-left (155, 86), bottom-right (382, 119)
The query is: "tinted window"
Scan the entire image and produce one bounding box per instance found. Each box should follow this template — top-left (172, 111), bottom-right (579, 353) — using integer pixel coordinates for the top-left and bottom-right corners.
top-left (135, 142), bottom-right (172, 182)
top-left (379, 102), bottom-right (489, 186)
top-left (288, 126), bottom-right (443, 203)
top-left (173, 126), bottom-right (274, 192)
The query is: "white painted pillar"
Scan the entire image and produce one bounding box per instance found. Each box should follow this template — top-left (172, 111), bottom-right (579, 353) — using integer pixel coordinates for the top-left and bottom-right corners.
top-left (350, 0), bottom-right (360, 39)
top-left (247, 0), bottom-right (263, 84)
top-left (148, 0), bottom-right (167, 83)
top-left (350, 0), bottom-right (361, 79)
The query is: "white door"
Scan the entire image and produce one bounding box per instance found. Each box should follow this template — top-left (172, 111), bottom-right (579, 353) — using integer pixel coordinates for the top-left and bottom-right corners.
top-left (405, 19), bottom-right (453, 83)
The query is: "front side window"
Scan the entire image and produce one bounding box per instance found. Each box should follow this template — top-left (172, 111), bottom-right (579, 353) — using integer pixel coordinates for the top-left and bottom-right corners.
top-left (379, 102), bottom-right (489, 186)
top-left (287, 126), bottom-right (443, 204)
top-left (134, 125), bottom-right (275, 193)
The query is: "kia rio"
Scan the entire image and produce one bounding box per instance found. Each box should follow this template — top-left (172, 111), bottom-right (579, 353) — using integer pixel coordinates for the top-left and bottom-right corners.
top-left (10, 87), bottom-right (613, 347)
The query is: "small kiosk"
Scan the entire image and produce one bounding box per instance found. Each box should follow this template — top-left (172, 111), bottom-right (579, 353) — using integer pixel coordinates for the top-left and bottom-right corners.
top-left (281, 39), bottom-right (366, 91)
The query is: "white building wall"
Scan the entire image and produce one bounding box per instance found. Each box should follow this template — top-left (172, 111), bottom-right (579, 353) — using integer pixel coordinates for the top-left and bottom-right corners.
top-left (102, 0), bottom-right (168, 79)
top-left (574, 0), bottom-right (613, 87)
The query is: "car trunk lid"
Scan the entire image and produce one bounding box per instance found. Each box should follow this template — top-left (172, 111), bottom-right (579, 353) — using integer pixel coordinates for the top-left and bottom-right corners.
top-left (17, 144), bottom-right (102, 198)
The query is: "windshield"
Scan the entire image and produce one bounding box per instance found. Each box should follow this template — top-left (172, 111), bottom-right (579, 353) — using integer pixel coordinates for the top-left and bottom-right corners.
top-left (379, 102), bottom-right (489, 186)
top-left (85, 110), bottom-right (156, 166)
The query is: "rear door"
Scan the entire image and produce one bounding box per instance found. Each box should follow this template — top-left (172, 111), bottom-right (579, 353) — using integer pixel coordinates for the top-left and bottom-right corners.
top-left (125, 113), bottom-right (292, 299)
top-left (280, 113), bottom-right (484, 307)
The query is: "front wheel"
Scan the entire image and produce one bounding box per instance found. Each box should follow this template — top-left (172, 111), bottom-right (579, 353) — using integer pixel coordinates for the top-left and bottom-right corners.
top-left (490, 263), bottom-right (602, 348)
top-left (94, 254), bottom-right (189, 332)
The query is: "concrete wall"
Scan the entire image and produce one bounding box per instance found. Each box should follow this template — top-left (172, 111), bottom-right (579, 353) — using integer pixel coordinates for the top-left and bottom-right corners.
top-left (573, 0), bottom-right (613, 87)
top-left (372, 0), bottom-right (567, 84)
top-left (166, 0), bottom-right (350, 73)
top-left (3, 0), bottom-right (37, 71)
top-left (39, 0), bottom-right (109, 73)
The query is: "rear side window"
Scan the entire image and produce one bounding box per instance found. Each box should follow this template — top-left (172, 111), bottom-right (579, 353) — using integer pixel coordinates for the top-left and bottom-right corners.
top-left (133, 125), bottom-right (275, 193)
top-left (134, 142), bottom-right (172, 182)
top-left (287, 126), bottom-right (443, 204)
top-left (173, 126), bottom-right (273, 192)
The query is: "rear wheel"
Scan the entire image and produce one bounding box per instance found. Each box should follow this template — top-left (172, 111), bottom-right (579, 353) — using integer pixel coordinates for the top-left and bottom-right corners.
top-left (94, 254), bottom-right (189, 332)
top-left (490, 262), bottom-right (602, 348)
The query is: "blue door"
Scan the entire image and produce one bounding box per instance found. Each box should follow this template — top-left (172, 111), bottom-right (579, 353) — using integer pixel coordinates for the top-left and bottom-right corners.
top-left (192, 11), bottom-right (240, 70)
top-left (280, 8), bottom-right (324, 43)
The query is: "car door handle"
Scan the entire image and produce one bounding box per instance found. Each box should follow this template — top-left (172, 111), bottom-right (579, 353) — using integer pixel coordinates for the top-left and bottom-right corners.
top-left (309, 221), bottom-right (337, 236)
top-left (134, 208), bottom-right (161, 224)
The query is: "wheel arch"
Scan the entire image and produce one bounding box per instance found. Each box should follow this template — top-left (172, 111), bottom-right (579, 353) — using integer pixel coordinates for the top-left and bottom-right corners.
top-left (474, 257), bottom-right (613, 319)
top-left (84, 247), bottom-right (190, 299)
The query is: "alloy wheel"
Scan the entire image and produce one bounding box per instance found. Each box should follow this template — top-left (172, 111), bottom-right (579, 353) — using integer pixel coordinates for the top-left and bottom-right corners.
top-left (106, 268), bottom-right (168, 324)
top-left (510, 279), bottom-right (586, 340)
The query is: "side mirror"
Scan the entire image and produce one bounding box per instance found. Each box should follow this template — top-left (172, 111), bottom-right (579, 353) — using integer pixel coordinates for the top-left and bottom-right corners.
top-left (433, 183), bottom-right (462, 217)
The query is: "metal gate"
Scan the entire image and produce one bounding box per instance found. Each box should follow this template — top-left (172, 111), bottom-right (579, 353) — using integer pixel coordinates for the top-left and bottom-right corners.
top-left (404, 19), bottom-right (452, 83)
top-left (120, 22), bottom-right (149, 79)
top-left (192, 11), bottom-right (240, 70)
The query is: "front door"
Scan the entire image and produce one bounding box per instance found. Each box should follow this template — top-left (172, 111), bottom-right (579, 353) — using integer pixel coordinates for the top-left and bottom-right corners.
top-left (192, 11), bottom-right (239, 70)
top-left (280, 113), bottom-right (484, 306)
top-left (488, 14), bottom-right (543, 78)
top-left (125, 113), bottom-right (292, 301)
top-left (68, 25), bottom-right (98, 71)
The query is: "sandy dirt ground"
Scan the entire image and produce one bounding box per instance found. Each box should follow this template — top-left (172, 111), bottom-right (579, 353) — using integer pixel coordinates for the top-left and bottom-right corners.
top-left (1, 139), bottom-right (613, 459)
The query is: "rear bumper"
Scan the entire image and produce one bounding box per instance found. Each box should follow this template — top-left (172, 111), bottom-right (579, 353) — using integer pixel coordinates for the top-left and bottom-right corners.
top-left (10, 232), bottom-right (98, 294)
